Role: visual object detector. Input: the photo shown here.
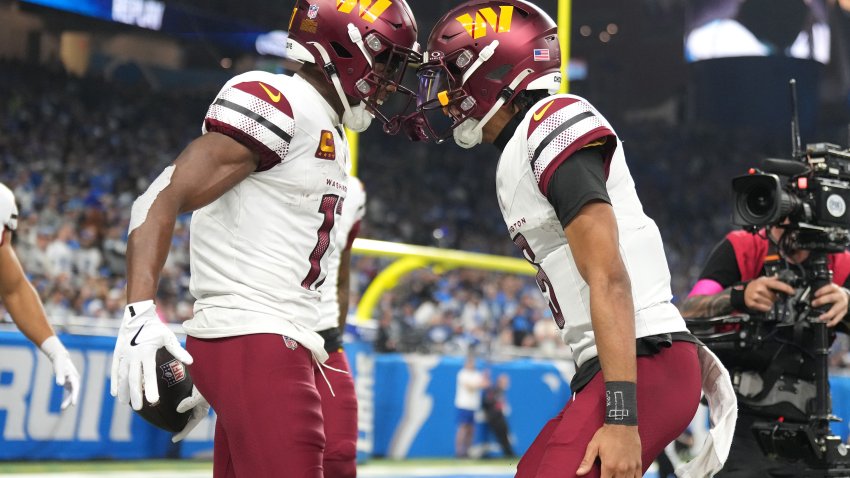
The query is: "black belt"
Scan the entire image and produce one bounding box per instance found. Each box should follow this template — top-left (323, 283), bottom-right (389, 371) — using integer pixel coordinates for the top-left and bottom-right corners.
top-left (317, 327), bottom-right (343, 354)
top-left (570, 332), bottom-right (702, 394)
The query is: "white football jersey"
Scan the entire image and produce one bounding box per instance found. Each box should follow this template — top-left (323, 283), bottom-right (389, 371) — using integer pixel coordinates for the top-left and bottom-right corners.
top-left (496, 94), bottom-right (687, 367)
top-left (183, 71), bottom-right (349, 361)
top-left (0, 183), bottom-right (18, 235)
top-left (315, 175), bottom-right (366, 332)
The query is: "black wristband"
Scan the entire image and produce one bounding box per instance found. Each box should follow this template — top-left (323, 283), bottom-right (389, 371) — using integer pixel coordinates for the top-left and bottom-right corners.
top-left (604, 381), bottom-right (638, 426)
top-left (730, 282), bottom-right (749, 312)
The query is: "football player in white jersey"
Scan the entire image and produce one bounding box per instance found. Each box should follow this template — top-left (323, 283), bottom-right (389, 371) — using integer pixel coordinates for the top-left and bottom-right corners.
top-left (314, 175), bottom-right (365, 477)
top-left (404, 1), bottom-right (736, 477)
top-left (0, 183), bottom-right (80, 409)
top-left (109, 0), bottom-right (418, 475)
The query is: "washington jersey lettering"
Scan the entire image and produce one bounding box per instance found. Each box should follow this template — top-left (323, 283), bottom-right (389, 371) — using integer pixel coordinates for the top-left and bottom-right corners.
top-left (496, 94), bottom-right (687, 367)
top-left (184, 71), bottom-right (349, 360)
top-left (315, 176), bottom-right (366, 331)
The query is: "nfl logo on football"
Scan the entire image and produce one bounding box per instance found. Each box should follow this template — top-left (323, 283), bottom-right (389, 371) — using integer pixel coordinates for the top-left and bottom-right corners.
top-left (159, 360), bottom-right (186, 388)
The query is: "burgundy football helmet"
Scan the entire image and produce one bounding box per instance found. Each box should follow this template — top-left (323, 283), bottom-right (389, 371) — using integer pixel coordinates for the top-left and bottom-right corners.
top-left (406, 0), bottom-right (561, 146)
top-left (286, 0), bottom-right (420, 130)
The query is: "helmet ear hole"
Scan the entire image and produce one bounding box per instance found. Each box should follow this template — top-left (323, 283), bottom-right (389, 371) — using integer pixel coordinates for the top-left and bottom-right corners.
top-left (331, 41), bottom-right (353, 59)
top-left (486, 64), bottom-right (513, 81)
top-left (445, 63), bottom-right (463, 77)
top-left (380, 18), bottom-right (404, 30)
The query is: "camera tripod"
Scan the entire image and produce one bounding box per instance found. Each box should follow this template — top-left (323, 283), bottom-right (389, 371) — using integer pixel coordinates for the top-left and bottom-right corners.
top-left (688, 253), bottom-right (850, 476)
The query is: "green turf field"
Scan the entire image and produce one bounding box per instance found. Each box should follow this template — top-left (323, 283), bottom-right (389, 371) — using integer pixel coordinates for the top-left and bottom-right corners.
top-left (0, 458), bottom-right (667, 478)
top-left (0, 458), bottom-right (521, 477)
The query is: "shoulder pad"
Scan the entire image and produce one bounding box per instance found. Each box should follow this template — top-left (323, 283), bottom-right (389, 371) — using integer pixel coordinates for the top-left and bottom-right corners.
top-left (526, 95), bottom-right (615, 191)
top-left (203, 72), bottom-right (296, 172)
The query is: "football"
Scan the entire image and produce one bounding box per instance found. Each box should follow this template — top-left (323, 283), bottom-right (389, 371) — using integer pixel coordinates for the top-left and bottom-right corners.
top-left (133, 347), bottom-right (194, 433)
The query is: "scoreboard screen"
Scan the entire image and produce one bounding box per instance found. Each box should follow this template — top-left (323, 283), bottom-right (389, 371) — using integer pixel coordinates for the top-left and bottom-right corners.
top-left (22, 0), bottom-right (165, 30)
top-left (685, 0), bottom-right (830, 64)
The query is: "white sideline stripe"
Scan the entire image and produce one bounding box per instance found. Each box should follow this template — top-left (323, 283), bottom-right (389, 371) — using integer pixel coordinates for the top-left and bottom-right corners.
top-left (361, 465), bottom-right (515, 476)
top-left (1, 474), bottom-right (209, 478)
top-left (0, 467), bottom-right (517, 478)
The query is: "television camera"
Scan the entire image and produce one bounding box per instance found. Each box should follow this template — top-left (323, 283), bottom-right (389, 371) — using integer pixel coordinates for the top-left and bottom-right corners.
top-left (687, 80), bottom-right (850, 476)
top-left (731, 142), bottom-right (850, 252)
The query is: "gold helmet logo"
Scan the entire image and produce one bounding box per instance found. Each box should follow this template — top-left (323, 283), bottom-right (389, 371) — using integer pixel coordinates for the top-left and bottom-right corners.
top-left (456, 6), bottom-right (514, 39)
top-left (336, 0), bottom-right (393, 23)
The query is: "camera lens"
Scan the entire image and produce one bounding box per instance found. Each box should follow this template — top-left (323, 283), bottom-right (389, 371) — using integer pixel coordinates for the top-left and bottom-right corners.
top-left (732, 173), bottom-right (786, 226)
top-left (746, 186), bottom-right (775, 217)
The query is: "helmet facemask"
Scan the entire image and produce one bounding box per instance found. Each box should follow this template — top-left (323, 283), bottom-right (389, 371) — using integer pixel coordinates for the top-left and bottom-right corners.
top-left (399, 49), bottom-right (481, 143)
top-left (393, 0), bottom-right (563, 144)
top-left (354, 32), bottom-right (422, 126)
top-left (404, 43), bottom-right (537, 146)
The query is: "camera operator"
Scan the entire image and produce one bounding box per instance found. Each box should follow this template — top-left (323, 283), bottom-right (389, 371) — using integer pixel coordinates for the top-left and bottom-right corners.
top-left (680, 223), bottom-right (850, 477)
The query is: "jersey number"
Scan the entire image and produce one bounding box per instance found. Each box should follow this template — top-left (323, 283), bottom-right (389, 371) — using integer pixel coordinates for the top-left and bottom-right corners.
top-left (302, 194), bottom-right (342, 290)
top-left (512, 233), bottom-right (566, 329)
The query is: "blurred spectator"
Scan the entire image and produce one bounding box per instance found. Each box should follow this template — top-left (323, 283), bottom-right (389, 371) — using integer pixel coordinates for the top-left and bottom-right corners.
top-left (46, 223), bottom-right (74, 279)
top-left (75, 225), bottom-right (103, 278)
top-left (455, 356), bottom-right (488, 458)
top-left (482, 373), bottom-right (515, 458)
top-left (375, 310), bottom-right (399, 353)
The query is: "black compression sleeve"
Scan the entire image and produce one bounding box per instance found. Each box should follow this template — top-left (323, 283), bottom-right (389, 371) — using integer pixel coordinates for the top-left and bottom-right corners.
top-left (545, 146), bottom-right (611, 228)
top-left (699, 239), bottom-right (742, 287)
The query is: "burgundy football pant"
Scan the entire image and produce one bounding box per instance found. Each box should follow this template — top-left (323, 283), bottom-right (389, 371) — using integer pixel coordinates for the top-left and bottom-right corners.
top-left (187, 334), bottom-right (325, 478)
top-left (515, 341), bottom-right (702, 478)
top-left (316, 350), bottom-right (358, 478)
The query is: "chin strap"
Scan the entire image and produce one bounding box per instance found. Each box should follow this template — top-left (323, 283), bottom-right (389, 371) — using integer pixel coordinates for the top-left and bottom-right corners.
top-left (347, 23), bottom-right (372, 68)
top-left (462, 40), bottom-right (499, 85)
top-left (307, 40), bottom-right (373, 132)
top-left (454, 68), bottom-right (534, 149)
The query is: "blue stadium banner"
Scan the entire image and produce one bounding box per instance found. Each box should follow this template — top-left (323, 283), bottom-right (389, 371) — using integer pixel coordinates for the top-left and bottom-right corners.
top-left (6, 330), bottom-right (848, 460)
top-left (0, 331), bottom-right (174, 459)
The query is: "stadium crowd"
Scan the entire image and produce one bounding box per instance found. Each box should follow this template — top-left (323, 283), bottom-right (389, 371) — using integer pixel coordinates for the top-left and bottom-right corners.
top-left (3, 61), bottom-right (850, 363)
top-left (0, 62), bottom-right (203, 324)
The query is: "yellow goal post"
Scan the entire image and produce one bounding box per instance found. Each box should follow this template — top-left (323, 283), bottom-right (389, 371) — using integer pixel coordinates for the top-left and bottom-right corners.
top-left (352, 238), bottom-right (535, 323)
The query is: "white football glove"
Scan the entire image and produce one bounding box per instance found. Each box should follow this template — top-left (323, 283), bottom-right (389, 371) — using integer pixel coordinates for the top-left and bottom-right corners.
top-left (40, 335), bottom-right (81, 410)
top-left (110, 300), bottom-right (193, 411)
top-left (172, 386), bottom-right (210, 443)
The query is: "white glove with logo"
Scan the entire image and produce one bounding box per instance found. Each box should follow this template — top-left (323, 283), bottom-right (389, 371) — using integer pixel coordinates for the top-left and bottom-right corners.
top-left (40, 335), bottom-right (81, 410)
top-left (172, 386), bottom-right (210, 443)
top-left (110, 300), bottom-right (193, 410)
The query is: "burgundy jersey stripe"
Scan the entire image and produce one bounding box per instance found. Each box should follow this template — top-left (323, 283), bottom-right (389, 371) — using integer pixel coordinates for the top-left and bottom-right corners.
top-left (205, 118), bottom-right (282, 172)
top-left (538, 129), bottom-right (616, 196)
top-left (232, 81), bottom-right (294, 117)
top-left (527, 97), bottom-right (579, 138)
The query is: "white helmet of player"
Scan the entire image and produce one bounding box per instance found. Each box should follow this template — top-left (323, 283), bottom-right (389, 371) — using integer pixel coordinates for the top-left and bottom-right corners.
top-left (0, 183), bottom-right (19, 231)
